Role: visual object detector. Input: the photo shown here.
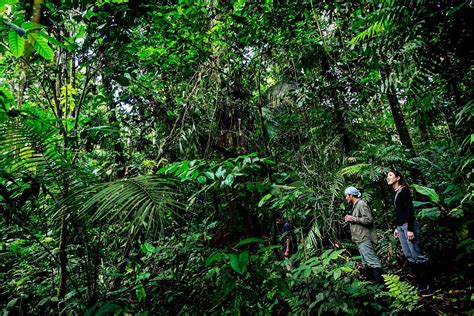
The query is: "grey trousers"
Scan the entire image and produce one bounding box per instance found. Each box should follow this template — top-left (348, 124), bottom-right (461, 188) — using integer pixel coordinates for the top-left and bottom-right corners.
top-left (357, 240), bottom-right (382, 268)
top-left (397, 222), bottom-right (428, 263)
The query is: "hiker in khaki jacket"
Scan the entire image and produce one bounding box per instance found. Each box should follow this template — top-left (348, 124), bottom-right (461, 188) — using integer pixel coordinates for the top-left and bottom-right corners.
top-left (344, 186), bottom-right (383, 284)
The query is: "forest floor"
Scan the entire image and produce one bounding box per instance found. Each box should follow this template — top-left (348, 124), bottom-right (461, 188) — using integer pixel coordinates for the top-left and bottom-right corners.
top-left (383, 263), bottom-right (473, 314)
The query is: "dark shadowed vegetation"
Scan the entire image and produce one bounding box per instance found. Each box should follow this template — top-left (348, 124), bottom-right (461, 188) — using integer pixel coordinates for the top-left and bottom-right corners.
top-left (0, 0), bottom-right (472, 314)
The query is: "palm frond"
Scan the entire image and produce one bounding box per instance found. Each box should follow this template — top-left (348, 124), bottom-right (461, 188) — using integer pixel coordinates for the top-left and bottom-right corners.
top-left (55, 175), bottom-right (186, 238)
top-left (329, 171), bottom-right (345, 213)
top-left (305, 219), bottom-right (323, 252)
top-left (0, 118), bottom-right (64, 175)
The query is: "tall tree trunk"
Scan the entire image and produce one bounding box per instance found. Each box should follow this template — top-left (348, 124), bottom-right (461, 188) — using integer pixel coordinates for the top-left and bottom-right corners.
top-left (385, 91), bottom-right (416, 153)
top-left (381, 69), bottom-right (423, 182)
top-left (103, 76), bottom-right (126, 178)
top-left (58, 135), bottom-right (70, 299)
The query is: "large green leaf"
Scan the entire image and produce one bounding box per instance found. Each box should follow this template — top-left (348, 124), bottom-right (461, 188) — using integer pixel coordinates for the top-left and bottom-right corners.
top-left (8, 29), bottom-right (25, 57)
top-left (0, 0), bottom-right (19, 5)
top-left (140, 242), bottom-right (156, 254)
top-left (447, 1), bottom-right (468, 15)
top-left (29, 32), bottom-right (54, 60)
top-left (413, 201), bottom-right (430, 207)
top-left (239, 251), bottom-right (249, 274)
top-left (412, 184), bottom-right (440, 204)
top-left (229, 253), bottom-right (241, 274)
top-left (135, 284), bottom-right (146, 302)
top-left (205, 251), bottom-right (224, 266)
top-left (235, 237), bottom-right (264, 247)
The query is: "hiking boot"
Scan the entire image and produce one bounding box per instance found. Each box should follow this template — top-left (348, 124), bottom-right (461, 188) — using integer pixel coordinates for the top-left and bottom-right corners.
top-left (372, 267), bottom-right (384, 285)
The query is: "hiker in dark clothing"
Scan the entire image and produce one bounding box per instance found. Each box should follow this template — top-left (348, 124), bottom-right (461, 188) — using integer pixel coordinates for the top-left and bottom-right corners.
top-left (276, 216), bottom-right (297, 258)
top-left (387, 170), bottom-right (433, 293)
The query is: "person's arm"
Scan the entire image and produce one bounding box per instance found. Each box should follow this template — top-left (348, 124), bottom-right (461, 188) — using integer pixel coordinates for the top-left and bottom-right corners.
top-left (282, 222), bottom-right (293, 257)
top-left (284, 239), bottom-right (290, 257)
top-left (401, 188), bottom-right (415, 233)
top-left (392, 190), bottom-right (400, 238)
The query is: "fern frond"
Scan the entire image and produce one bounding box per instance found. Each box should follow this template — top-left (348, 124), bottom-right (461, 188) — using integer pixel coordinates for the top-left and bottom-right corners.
top-left (378, 273), bottom-right (421, 312)
top-left (340, 163), bottom-right (372, 176)
top-left (348, 4), bottom-right (409, 45)
top-left (287, 296), bottom-right (304, 315)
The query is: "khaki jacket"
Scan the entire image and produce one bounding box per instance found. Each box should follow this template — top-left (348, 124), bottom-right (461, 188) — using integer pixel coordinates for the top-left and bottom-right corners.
top-left (349, 199), bottom-right (378, 244)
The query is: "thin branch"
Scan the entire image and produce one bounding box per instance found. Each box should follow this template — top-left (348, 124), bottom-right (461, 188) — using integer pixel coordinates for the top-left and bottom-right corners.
top-left (20, 57), bottom-right (57, 117)
top-left (157, 66), bottom-right (207, 158)
top-left (11, 212), bottom-right (87, 307)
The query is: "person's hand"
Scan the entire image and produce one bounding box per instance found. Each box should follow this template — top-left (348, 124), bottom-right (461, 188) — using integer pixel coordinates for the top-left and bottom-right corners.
top-left (284, 250), bottom-right (290, 257)
top-left (393, 228), bottom-right (399, 238)
top-left (407, 231), bottom-right (415, 241)
top-left (344, 215), bottom-right (353, 222)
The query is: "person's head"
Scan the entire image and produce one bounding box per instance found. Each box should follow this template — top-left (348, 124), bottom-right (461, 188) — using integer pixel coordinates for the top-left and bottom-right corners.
top-left (275, 214), bottom-right (285, 225)
top-left (344, 186), bottom-right (361, 204)
top-left (386, 170), bottom-right (406, 188)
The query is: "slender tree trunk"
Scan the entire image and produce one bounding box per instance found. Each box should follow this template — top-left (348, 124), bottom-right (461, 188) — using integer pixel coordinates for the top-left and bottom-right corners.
top-left (58, 137), bottom-right (70, 299)
top-left (90, 224), bottom-right (103, 306)
top-left (380, 69), bottom-right (423, 182)
top-left (103, 76), bottom-right (126, 178)
top-left (256, 60), bottom-right (270, 156)
top-left (112, 226), bottom-right (135, 289)
top-left (385, 92), bottom-right (417, 153)
top-left (57, 214), bottom-right (68, 298)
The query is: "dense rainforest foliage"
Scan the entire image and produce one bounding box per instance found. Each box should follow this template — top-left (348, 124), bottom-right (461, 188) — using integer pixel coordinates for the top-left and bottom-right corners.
top-left (1, 0), bottom-right (473, 314)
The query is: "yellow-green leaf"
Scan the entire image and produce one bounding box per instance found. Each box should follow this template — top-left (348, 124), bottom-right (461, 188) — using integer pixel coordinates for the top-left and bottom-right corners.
top-left (0, 0), bottom-right (19, 5)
